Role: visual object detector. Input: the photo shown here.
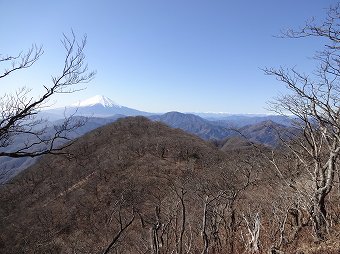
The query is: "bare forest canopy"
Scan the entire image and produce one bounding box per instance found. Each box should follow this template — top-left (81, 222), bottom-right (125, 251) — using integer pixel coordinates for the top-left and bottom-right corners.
top-left (0, 117), bottom-right (340, 253)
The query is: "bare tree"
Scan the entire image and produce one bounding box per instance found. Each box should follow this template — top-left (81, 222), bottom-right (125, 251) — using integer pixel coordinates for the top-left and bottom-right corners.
top-left (102, 204), bottom-right (135, 254)
top-left (0, 31), bottom-right (95, 159)
top-left (264, 2), bottom-right (340, 240)
top-left (170, 184), bottom-right (187, 254)
top-left (241, 212), bottom-right (261, 254)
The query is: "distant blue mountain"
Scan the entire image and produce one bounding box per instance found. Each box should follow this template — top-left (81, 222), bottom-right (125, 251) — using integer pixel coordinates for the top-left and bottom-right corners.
top-left (150, 112), bottom-right (296, 146)
top-left (196, 113), bottom-right (293, 127)
top-left (150, 111), bottom-right (237, 140)
top-left (43, 95), bottom-right (152, 119)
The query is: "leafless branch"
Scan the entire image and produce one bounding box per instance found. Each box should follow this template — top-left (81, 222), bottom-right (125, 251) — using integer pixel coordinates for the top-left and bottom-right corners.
top-left (0, 31), bottom-right (95, 159)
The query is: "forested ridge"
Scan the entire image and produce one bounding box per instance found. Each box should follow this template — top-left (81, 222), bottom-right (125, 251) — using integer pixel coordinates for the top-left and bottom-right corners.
top-left (1, 117), bottom-right (339, 253)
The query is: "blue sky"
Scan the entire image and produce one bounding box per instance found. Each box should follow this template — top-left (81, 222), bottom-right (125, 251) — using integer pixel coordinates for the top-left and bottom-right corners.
top-left (0, 0), bottom-right (336, 113)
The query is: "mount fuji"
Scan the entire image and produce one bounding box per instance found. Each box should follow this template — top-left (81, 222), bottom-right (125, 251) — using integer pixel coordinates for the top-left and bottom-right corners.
top-left (44, 95), bottom-right (151, 119)
top-left (72, 95), bottom-right (122, 108)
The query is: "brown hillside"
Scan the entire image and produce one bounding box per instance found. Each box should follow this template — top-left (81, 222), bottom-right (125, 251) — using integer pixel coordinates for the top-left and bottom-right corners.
top-left (0, 117), bottom-right (233, 253)
top-left (0, 116), bottom-right (339, 254)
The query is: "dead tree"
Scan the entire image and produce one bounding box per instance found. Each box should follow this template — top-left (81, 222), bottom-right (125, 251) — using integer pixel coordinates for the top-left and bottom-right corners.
top-left (173, 187), bottom-right (187, 254)
top-left (150, 206), bottom-right (161, 254)
top-left (201, 196), bottom-right (209, 254)
top-left (102, 208), bottom-right (135, 254)
top-left (242, 212), bottom-right (261, 254)
top-left (264, 2), bottom-right (340, 240)
top-left (200, 193), bottom-right (226, 254)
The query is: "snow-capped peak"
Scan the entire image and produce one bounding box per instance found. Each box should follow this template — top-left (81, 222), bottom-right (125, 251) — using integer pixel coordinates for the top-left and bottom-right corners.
top-left (72, 95), bottom-right (122, 108)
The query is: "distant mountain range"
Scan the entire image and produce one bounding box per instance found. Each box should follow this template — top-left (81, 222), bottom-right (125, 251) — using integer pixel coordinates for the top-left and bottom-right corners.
top-left (1, 95), bottom-right (298, 183)
top-left (150, 111), bottom-right (296, 147)
top-left (150, 112), bottom-right (236, 140)
top-left (43, 95), bottom-right (293, 126)
top-left (43, 95), bottom-right (151, 118)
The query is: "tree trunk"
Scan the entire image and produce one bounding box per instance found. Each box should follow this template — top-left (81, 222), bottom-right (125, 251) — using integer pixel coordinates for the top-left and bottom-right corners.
top-left (311, 192), bottom-right (327, 240)
top-left (311, 154), bottom-right (337, 240)
top-left (201, 196), bottom-right (209, 254)
top-left (229, 209), bottom-right (236, 253)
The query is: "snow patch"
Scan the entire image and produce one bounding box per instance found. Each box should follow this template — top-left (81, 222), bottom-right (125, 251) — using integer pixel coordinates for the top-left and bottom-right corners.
top-left (72, 95), bottom-right (122, 108)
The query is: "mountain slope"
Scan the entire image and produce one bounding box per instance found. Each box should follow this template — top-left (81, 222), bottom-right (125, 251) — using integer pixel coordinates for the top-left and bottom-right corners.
top-left (0, 115), bottom-right (124, 183)
top-left (150, 112), bottom-right (295, 147)
top-left (150, 111), bottom-right (235, 140)
top-left (198, 113), bottom-right (293, 127)
top-left (1, 117), bottom-right (338, 253)
top-left (239, 120), bottom-right (297, 147)
top-left (0, 117), bottom-right (228, 253)
top-left (44, 95), bottom-right (151, 118)
top-left (220, 136), bottom-right (255, 151)
top-left (72, 95), bottom-right (120, 107)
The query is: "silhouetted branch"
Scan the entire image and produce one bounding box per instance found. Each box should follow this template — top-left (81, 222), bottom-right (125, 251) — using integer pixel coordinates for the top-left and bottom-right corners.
top-left (0, 31), bottom-right (95, 159)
